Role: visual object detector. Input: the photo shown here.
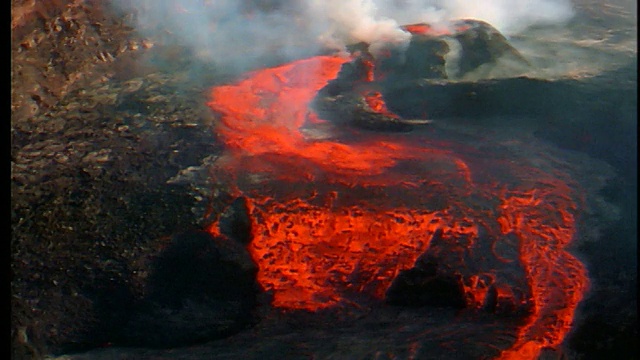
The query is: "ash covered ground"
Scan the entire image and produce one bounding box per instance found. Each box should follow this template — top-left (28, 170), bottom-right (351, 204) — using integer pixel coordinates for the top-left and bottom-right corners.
top-left (11, 0), bottom-right (636, 359)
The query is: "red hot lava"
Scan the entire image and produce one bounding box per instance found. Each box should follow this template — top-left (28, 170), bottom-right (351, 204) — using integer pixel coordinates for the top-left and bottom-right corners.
top-left (207, 53), bottom-right (588, 359)
top-left (403, 23), bottom-right (451, 36)
top-left (402, 22), bottom-right (471, 36)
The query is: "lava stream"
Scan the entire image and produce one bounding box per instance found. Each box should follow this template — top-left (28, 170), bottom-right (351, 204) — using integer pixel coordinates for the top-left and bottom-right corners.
top-left (207, 53), bottom-right (588, 360)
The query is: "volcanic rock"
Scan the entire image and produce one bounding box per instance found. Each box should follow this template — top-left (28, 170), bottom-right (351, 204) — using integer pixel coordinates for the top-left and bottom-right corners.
top-left (386, 228), bottom-right (531, 315)
top-left (376, 30), bottom-right (450, 80)
top-left (446, 19), bottom-right (531, 79)
top-left (120, 230), bottom-right (260, 348)
top-left (11, 6), bottom-right (221, 353)
top-left (312, 19), bottom-right (531, 131)
top-left (312, 92), bottom-right (415, 132)
top-left (218, 197), bottom-right (253, 245)
top-left (370, 19), bottom-right (529, 83)
top-left (385, 259), bottom-right (467, 309)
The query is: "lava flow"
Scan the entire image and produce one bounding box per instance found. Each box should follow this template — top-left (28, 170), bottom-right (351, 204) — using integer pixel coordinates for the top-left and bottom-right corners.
top-left (206, 50), bottom-right (589, 359)
top-left (401, 22), bottom-right (471, 36)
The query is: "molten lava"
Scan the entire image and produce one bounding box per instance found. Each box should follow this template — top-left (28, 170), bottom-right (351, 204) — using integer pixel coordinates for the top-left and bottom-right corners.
top-left (207, 52), bottom-right (588, 359)
top-left (364, 91), bottom-right (400, 118)
top-left (402, 22), bottom-right (470, 36)
top-left (403, 23), bottom-right (450, 36)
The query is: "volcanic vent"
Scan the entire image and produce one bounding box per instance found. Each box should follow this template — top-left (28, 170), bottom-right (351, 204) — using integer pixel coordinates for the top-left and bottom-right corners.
top-left (206, 21), bottom-right (589, 359)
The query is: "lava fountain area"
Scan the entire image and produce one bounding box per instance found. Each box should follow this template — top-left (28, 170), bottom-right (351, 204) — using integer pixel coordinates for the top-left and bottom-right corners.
top-left (205, 21), bottom-right (606, 360)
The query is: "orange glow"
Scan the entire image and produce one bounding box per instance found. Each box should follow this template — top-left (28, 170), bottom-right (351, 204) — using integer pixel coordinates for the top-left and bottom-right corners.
top-left (403, 22), bottom-right (473, 36)
top-left (403, 23), bottom-right (451, 36)
top-left (364, 91), bottom-right (400, 119)
top-left (246, 197), bottom-right (471, 309)
top-left (208, 56), bottom-right (420, 178)
top-left (207, 53), bottom-right (588, 359)
top-left (495, 185), bottom-right (588, 359)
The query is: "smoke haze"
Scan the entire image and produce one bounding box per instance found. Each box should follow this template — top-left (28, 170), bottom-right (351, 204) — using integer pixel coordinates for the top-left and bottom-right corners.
top-left (112, 0), bottom-right (574, 70)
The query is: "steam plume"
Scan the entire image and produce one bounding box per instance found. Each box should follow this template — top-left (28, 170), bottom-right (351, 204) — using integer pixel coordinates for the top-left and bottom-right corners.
top-left (112, 0), bottom-right (574, 70)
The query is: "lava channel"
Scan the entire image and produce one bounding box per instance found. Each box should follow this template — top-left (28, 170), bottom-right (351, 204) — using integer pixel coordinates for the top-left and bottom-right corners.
top-left (206, 53), bottom-right (589, 360)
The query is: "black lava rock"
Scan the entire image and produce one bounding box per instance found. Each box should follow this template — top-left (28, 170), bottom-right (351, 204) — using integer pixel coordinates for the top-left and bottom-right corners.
top-left (312, 92), bottom-right (415, 132)
top-left (312, 19), bottom-right (530, 132)
top-left (385, 260), bottom-right (467, 309)
top-left (120, 229), bottom-right (260, 348)
top-left (218, 197), bottom-right (253, 245)
top-left (449, 19), bottom-right (530, 79)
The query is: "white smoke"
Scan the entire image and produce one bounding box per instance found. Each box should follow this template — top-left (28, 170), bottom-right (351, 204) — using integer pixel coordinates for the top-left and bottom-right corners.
top-left (297, 0), bottom-right (574, 51)
top-left (111, 0), bottom-right (574, 69)
top-left (309, 0), bottom-right (411, 54)
top-left (415, 0), bottom-right (575, 34)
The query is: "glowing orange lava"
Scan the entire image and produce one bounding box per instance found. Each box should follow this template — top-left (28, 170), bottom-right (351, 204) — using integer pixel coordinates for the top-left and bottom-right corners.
top-left (361, 58), bottom-right (400, 119)
top-left (364, 91), bottom-right (400, 118)
top-left (207, 53), bottom-right (588, 359)
top-left (402, 22), bottom-right (472, 36)
top-left (403, 23), bottom-right (450, 36)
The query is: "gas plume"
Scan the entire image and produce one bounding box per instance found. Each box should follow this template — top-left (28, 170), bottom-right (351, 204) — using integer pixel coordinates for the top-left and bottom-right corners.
top-left (112, 0), bottom-right (574, 70)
